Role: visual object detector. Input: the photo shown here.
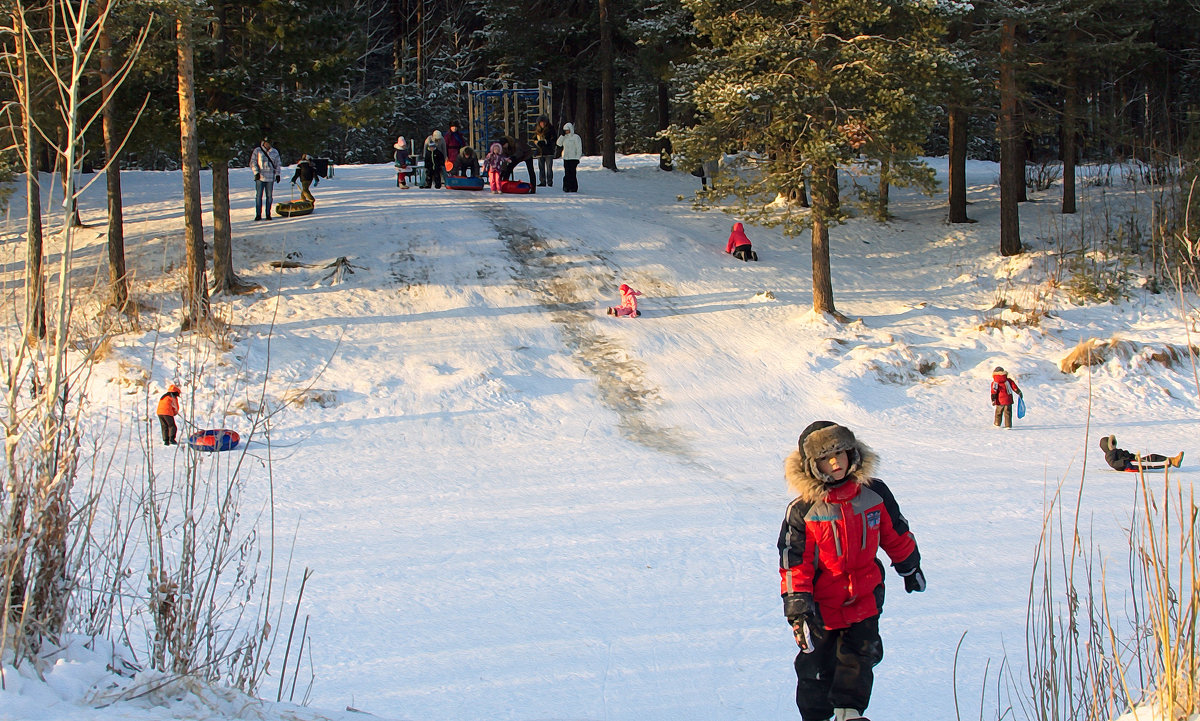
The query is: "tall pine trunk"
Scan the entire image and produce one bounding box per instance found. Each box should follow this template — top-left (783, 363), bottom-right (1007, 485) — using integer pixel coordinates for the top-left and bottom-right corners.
top-left (998, 17), bottom-right (1022, 257)
top-left (948, 106), bottom-right (971, 223)
top-left (17, 9), bottom-right (46, 343)
top-left (810, 160), bottom-right (836, 315)
top-left (599, 0), bottom-right (617, 170)
top-left (177, 15), bottom-right (210, 329)
top-left (1061, 30), bottom-right (1078, 215)
top-left (98, 3), bottom-right (128, 312)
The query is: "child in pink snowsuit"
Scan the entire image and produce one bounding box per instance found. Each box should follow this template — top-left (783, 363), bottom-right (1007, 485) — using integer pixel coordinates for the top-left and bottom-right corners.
top-left (483, 142), bottom-right (508, 193)
top-left (607, 283), bottom-right (642, 317)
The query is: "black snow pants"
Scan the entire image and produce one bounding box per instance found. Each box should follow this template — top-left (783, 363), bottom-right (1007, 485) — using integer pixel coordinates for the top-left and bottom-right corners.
top-left (158, 414), bottom-right (177, 445)
top-left (794, 614), bottom-right (883, 721)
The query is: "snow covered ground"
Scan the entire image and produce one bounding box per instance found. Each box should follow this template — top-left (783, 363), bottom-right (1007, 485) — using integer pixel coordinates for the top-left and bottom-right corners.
top-left (2, 153), bottom-right (1196, 721)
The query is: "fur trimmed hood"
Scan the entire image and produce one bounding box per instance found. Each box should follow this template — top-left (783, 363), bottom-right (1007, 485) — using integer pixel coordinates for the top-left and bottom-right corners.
top-left (785, 422), bottom-right (878, 503)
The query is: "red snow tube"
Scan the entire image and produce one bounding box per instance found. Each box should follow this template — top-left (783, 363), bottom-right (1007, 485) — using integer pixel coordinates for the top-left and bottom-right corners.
top-left (500, 180), bottom-right (533, 194)
top-left (188, 429), bottom-right (240, 452)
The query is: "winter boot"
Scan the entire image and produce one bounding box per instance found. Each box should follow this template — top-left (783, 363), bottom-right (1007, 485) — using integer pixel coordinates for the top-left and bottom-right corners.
top-left (1170, 451), bottom-right (1184, 468)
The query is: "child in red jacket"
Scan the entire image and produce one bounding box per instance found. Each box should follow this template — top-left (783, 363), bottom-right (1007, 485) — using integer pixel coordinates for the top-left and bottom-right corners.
top-left (606, 283), bottom-right (642, 317)
top-left (990, 366), bottom-right (1023, 429)
top-left (778, 422), bottom-right (925, 721)
top-left (725, 221), bottom-right (758, 261)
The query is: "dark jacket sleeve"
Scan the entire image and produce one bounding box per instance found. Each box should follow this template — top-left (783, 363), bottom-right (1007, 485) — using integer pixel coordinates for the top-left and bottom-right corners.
top-left (778, 498), bottom-right (815, 618)
top-left (869, 479), bottom-right (920, 574)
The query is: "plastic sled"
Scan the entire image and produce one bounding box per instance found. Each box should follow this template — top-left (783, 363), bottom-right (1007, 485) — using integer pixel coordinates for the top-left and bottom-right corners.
top-left (446, 175), bottom-right (485, 191)
top-left (275, 199), bottom-right (314, 217)
top-left (500, 180), bottom-right (533, 194)
top-left (188, 429), bottom-right (241, 452)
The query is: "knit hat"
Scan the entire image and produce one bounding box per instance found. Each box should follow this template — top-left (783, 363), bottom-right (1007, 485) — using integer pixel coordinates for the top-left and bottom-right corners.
top-left (394, 136), bottom-right (406, 149)
top-left (993, 366), bottom-right (1007, 375)
top-left (433, 130), bottom-right (443, 140)
top-left (167, 384), bottom-right (181, 394)
top-left (799, 422), bottom-right (862, 486)
top-left (619, 283), bottom-right (630, 292)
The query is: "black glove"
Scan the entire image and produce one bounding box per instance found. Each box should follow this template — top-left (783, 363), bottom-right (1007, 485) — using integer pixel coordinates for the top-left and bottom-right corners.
top-left (254, 173), bottom-right (260, 181)
top-left (275, 174), bottom-right (281, 183)
top-left (901, 566), bottom-right (926, 593)
top-left (784, 592), bottom-right (824, 653)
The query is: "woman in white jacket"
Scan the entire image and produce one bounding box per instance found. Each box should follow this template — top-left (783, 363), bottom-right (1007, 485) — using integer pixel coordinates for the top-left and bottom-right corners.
top-left (556, 122), bottom-right (584, 193)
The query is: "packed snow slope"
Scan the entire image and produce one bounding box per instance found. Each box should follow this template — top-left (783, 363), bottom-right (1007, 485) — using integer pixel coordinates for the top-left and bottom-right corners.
top-left (3, 154), bottom-right (1197, 721)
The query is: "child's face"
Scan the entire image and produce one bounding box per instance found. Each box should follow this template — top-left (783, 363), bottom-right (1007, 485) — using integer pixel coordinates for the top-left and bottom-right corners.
top-left (816, 451), bottom-right (849, 481)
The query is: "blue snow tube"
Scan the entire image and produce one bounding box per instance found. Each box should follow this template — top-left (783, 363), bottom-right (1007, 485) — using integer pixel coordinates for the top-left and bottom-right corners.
top-left (188, 429), bottom-right (241, 452)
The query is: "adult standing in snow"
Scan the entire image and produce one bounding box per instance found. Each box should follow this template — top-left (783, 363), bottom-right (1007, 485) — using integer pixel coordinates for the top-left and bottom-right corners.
top-left (533, 115), bottom-right (557, 187)
top-left (422, 130), bottom-right (447, 189)
top-left (779, 421), bottom-right (925, 721)
top-left (1099, 435), bottom-right (1183, 471)
top-left (445, 123), bottom-right (466, 167)
top-left (989, 366), bottom-right (1022, 429)
top-left (251, 139), bottom-right (281, 220)
top-left (556, 122), bottom-right (583, 193)
top-left (290, 154), bottom-right (320, 202)
top-left (156, 384), bottom-right (182, 446)
top-left (725, 221), bottom-right (758, 261)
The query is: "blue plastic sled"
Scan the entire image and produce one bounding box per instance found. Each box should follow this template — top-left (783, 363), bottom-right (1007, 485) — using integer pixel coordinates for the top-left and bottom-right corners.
top-left (1016, 396), bottom-right (1027, 419)
top-left (188, 428), bottom-right (241, 452)
top-left (445, 174), bottom-right (484, 191)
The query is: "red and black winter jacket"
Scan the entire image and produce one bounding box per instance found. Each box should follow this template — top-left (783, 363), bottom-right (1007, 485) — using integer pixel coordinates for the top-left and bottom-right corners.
top-left (778, 446), bottom-right (919, 630)
top-left (990, 373), bottom-right (1020, 406)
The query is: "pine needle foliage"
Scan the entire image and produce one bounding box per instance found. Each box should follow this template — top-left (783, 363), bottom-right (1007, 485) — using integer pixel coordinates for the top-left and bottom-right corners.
top-left (671, 0), bottom-right (957, 234)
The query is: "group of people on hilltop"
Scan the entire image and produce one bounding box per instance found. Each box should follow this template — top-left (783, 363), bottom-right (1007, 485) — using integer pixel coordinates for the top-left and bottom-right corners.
top-left (390, 116), bottom-right (584, 193)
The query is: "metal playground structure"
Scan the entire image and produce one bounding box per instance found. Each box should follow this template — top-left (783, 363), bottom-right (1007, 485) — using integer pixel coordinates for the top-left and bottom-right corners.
top-left (464, 81), bottom-right (553, 150)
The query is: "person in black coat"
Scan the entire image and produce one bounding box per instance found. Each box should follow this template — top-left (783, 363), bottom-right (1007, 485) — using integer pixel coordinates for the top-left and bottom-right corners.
top-left (290, 154), bottom-right (320, 202)
top-left (1099, 435), bottom-right (1183, 471)
top-left (533, 115), bottom-right (557, 187)
top-left (500, 135), bottom-right (536, 192)
top-left (452, 146), bottom-right (481, 178)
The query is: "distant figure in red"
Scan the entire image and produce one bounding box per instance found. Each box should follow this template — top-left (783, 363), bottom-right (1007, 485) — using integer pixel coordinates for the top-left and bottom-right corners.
top-left (726, 221), bottom-right (759, 261)
top-left (445, 123), bottom-right (466, 166)
top-left (156, 383), bottom-right (182, 446)
top-left (607, 283), bottom-right (642, 317)
top-left (990, 366), bottom-right (1022, 429)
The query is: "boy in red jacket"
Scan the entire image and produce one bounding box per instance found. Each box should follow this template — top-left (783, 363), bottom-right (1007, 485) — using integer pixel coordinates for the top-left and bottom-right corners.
top-left (778, 422), bottom-right (925, 721)
top-left (990, 366), bottom-right (1022, 429)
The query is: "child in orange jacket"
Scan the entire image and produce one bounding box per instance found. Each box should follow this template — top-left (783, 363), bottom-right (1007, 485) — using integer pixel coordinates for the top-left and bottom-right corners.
top-left (156, 384), bottom-right (181, 445)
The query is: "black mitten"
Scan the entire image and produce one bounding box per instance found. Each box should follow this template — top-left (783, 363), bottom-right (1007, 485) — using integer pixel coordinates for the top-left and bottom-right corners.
top-left (901, 566), bottom-right (927, 593)
top-left (784, 592), bottom-right (824, 653)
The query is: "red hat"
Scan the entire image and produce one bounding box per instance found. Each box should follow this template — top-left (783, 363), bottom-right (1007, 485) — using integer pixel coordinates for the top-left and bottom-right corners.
top-left (168, 384), bottom-right (181, 394)
top-left (619, 284), bottom-right (630, 292)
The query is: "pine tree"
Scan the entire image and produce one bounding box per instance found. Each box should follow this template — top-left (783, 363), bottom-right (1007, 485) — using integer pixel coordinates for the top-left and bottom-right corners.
top-left (673, 0), bottom-right (954, 316)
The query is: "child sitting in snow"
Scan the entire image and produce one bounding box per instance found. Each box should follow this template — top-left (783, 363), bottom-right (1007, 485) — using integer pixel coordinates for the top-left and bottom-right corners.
top-left (1099, 435), bottom-right (1183, 471)
top-left (725, 221), bottom-right (758, 261)
top-left (482, 142), bottom-right (509, 194)
top-left (607, 283), bottom-right (642, 317)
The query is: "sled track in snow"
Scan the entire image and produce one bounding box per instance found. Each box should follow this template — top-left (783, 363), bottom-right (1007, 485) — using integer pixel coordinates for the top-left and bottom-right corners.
top-left (481, 203), bottom-right (696, 462)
